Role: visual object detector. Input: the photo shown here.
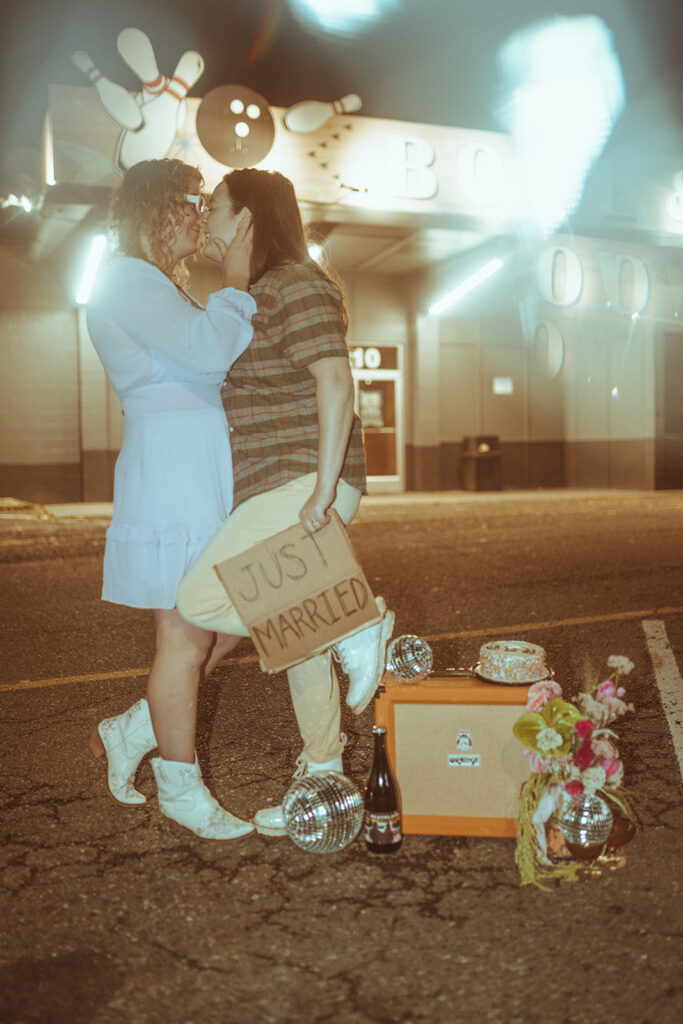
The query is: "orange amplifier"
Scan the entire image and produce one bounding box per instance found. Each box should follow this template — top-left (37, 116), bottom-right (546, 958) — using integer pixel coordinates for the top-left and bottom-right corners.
top-left (373, 672), bottom-right (531, 837)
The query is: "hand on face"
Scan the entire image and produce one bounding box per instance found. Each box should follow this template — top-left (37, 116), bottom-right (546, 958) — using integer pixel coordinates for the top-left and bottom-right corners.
top-left (203, 182), bottom-right (242, 262)
top-left (203, 183), bottom-right (253, 290)
top-left (214, 214), bottom-right (253, 291)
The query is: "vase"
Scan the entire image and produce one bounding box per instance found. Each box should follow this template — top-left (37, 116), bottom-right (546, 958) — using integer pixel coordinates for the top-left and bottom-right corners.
top-left (557, 793), bottom-right (613, 860)
top-left (606, 814), bottom-right (637, 851)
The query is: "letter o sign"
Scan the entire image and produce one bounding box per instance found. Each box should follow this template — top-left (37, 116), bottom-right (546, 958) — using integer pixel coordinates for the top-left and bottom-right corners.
top-left (536, 246), bottom-right (583, 307)
top-left (616, 255), bottom-right (650, 315)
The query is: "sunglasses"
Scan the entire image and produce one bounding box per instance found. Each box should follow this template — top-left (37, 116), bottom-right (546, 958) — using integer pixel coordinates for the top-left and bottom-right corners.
top-left (184, 193), bottom-right (206, 215)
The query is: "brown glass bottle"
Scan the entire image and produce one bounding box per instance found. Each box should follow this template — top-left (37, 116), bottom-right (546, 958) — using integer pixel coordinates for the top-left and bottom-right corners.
top-left (364, 725), bottom-right (402, 853)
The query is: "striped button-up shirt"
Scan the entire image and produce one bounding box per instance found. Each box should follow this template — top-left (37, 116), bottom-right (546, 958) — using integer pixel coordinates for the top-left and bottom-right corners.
top-left (222, 262), bottom-right (366, 509)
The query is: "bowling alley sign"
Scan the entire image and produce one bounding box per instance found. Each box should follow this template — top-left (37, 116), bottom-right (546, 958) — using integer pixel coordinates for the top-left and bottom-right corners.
top-left (51, 26), bottom-right (518, 222)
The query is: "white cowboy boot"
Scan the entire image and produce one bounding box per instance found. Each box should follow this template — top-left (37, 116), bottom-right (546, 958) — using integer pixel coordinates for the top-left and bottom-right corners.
top-left (89, 697), bottom-right (157, 805)
top-left (332, 596), bottom-right (395, 715)
top-left (253, 755), bottom-right (344, 837)
top-left (151, 755), bottom-right (254, 840)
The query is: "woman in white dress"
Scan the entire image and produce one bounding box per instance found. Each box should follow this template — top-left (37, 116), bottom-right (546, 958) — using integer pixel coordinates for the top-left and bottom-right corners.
top-left (86, 159), bottom-right (256, 841)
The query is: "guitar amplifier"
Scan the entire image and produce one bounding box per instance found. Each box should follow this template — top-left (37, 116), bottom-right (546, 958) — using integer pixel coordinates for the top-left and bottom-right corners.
top-left (373, 672), bottom-right (530, 837)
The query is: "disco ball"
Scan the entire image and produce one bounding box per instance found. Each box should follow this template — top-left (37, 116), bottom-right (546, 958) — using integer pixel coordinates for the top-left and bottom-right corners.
top-left (557, 794), bottom-right (613, 855)
top-left (282, 771), bottom-right (364, 854)
top-left (385, 635), bottom-right (433, 681)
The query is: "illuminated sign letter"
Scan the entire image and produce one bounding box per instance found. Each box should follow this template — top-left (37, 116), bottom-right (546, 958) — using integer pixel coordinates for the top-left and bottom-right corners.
top-left (456, 143), bottom-right (505, 206)
top-left (599, 253), bottom-right (650, 315)
top-left (536, 246), bottom-right (583, 306)
top-left (387, 135), bottom-right (438, 199)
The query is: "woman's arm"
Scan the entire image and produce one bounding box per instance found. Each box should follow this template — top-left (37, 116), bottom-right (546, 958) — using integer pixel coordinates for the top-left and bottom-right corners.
top-left (87, 258), bottom-right (255, 375)
top-left (298, 356), bottom-right (355, 534)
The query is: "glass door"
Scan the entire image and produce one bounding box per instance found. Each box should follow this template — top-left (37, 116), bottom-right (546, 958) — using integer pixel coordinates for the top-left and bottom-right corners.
top-left (350, 345), bottom-right (404, 493)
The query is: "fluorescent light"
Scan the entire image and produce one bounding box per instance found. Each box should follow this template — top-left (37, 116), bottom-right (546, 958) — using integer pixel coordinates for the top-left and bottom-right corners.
top-left (1, 193), bottom-right (34, 211)
top-left (43, 112), bottom-right (55, 187)
top-left (429, 257), bottom-right (504, 317)
top-left (76, 234), bottom-right (107, 305)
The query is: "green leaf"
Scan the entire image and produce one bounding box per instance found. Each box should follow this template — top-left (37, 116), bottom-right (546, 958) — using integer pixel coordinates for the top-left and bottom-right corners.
top-left (513, 699), bottom-right (582, 756)
top-left (513, 712), bottom-right (546, 751)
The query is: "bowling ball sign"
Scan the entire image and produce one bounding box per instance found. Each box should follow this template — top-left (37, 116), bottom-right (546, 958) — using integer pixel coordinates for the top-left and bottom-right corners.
top-left (196, 85), bottom-right (275, 168)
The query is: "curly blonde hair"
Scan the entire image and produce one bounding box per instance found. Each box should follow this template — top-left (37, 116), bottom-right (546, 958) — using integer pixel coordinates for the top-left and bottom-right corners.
top-left (108, 159), bottom-right (204, 286)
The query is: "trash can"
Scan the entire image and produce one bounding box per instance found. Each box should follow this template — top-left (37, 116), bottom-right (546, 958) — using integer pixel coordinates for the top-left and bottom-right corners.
top-left (460, 435), bottom-right (502, 491)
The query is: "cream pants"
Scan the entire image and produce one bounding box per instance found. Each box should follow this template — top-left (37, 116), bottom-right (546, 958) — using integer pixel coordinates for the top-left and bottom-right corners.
top-left (176, 474), bottom-right (362, 764)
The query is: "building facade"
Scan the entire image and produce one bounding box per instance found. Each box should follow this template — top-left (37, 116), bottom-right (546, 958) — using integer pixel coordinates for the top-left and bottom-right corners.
top-left (0, 85), bottom-right (681, 501)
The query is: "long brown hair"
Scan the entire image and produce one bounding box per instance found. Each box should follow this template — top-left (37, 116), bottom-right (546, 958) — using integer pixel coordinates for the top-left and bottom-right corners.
top-left (109, 159), bottom-right (203, 286)
top-left (221, 169), bottom-right (346, 322)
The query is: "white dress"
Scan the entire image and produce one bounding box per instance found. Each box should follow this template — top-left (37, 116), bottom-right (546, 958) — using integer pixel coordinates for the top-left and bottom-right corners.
top-left (86, 256), bottom-right (256, 609)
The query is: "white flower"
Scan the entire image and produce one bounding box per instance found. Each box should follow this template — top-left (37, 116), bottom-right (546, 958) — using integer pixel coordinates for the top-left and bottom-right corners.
top-left (607, 655), bottom-right (634, 675)
top-left (576, 692), bottom-right (612, 727)
top-left (581, 766), bottom-right (607, 794)
top-left (536, 727), bottom-right (564, 752)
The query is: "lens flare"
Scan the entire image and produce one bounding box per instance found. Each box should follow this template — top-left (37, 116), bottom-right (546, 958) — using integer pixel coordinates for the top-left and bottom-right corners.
top-left (496, 16), bottom-right (625, 238)
top-left (288, 0), bottom-right (398, 37)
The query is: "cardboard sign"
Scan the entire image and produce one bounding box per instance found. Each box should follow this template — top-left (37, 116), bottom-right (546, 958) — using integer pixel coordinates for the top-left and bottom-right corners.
top-left (213, 511), bottom-right (381, 674)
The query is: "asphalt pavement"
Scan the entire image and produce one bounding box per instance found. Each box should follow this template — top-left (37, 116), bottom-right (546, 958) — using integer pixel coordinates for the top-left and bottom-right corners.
top-left (1, 490), bottom-right (682, 1024)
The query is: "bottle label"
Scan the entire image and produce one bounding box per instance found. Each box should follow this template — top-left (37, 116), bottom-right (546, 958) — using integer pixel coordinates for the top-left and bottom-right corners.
top-left (364, 810), bottom-right (402, 846)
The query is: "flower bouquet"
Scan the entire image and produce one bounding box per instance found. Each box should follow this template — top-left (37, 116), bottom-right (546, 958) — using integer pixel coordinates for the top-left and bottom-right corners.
top-left (513, 655), bottom-right (637, 889)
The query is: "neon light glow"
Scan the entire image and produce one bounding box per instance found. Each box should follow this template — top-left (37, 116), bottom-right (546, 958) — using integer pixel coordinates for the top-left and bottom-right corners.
top-left (429, 258), bottom-right (504, 317)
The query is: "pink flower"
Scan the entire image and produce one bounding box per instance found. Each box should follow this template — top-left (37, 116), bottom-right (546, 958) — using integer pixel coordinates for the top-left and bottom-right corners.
top-left (597, 680), bottom-right (617, 698)
top-left (525, 750), bottom-right (551, 773)
top-left (598, 756), bottom-right (621, 777)
top-left (575, 719), bottom-right (597, 738)
top-left (565, 780), bottom-right (585, 800)
top-left (573, 739), bottom-right (594, 771)
top-left (525, 679), bottom-right (563, 712)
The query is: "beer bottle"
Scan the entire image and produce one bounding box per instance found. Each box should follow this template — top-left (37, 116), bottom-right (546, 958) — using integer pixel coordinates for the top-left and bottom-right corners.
top-left (364, 725), bottom-right (402, 853)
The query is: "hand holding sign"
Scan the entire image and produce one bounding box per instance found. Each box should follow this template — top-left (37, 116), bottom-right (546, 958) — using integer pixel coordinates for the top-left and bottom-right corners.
top-left (213, 511), bottom-right (381, 674)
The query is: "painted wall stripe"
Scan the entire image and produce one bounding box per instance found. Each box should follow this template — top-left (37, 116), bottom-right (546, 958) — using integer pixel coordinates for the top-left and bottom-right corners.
top-left (642, 619), bottom-right (683, 781)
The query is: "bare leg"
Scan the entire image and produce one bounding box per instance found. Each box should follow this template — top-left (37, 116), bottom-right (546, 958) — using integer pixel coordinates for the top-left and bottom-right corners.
top-left (202, 632), bottom-right (242, 680)
top-left (147, 608), bottom-right (215, 763)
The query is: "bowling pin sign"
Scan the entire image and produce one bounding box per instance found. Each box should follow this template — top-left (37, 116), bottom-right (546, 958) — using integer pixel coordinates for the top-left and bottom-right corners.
top-left (282, 94), bottom-right (362, 133)
top-left (71, 50), bottom-right (143, 130)
top-left (117, 28), bottom-right (168, 104)
top-left (115, 50), bottom-right (205, 172)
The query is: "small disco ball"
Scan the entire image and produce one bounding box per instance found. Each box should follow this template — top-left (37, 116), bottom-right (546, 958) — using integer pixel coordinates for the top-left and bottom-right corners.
top-left (557, 794), bottom-right (613, 849)
top-left (282, 771), bottom-right (364, 854)
top-left (386, 635), bottom-right (433, 681)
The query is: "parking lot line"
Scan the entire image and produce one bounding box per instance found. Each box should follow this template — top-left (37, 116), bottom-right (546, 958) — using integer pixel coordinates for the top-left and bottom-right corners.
top-left (642, 619), bottom-right (683, 780)
top-left (2, 603), bottom-right (681, 694)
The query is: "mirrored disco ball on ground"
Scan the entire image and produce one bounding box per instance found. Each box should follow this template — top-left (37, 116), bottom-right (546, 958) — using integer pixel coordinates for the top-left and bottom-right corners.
top-left (386, 635), bottom-right (433, 681)
top-left (282, 771), bottom-right (364, 854)
top-left (557, 794), bottom-right (613, 857)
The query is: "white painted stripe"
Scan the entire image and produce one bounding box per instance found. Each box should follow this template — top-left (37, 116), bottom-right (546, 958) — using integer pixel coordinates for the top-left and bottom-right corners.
top-left (642, 619), bottom-right (683, 781)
